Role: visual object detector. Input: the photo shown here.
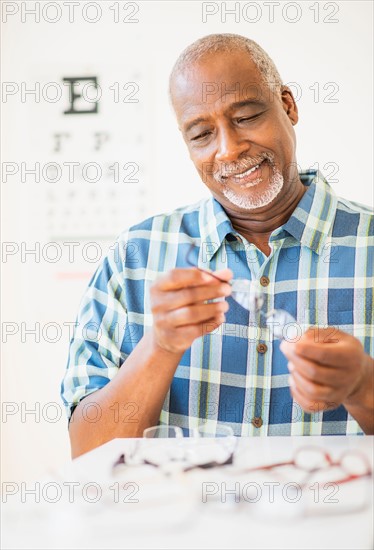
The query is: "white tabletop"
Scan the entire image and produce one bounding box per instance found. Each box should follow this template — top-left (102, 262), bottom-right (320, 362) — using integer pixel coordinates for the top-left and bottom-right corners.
top-left (2, 436), bottom-right (373, 550)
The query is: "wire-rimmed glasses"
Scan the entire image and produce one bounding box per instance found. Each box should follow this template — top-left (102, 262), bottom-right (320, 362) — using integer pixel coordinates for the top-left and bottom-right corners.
top-left (242, 446), bottom-right (372, 487)
top-left (185, 243), bottom-right (299, 340)
top-left (112, 424), bottom-right (237, 475)
top-left (143, 426), bottom-right (184, 439)
top-left (184, 424), bottom-right (237, 471)
top-left (206, 445), bottom-right (373, 519)
top-left (112, 436), bottom-right (372, 518)
top-left (240, 446), bottom-right (373, 519)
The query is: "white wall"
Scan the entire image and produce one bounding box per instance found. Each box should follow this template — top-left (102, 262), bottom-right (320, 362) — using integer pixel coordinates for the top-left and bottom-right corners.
top-left (1, 1), bottom-right (373, 483)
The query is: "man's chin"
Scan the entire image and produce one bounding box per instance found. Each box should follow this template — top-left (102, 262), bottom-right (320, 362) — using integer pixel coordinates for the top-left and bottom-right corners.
top-left (221, 171), bottom-right (284, 211)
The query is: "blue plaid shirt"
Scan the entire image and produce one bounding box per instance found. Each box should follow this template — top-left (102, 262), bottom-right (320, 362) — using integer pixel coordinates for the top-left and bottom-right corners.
top-left (61, 170), bottom-right (373, 436)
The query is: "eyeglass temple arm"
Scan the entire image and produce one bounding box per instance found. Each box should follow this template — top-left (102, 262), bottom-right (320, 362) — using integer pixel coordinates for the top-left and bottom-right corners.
top-left (245, 460), bottom-right (294, 472)
top-left (185, 243), bottom-right (231, 284)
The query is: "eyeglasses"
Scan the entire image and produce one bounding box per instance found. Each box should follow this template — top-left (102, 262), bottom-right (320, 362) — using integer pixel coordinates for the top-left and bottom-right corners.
top-left (112, 437), bottom-right (372, 519)
top-left (112, 424), bottom-right (238, 475)
top-left (233, 446), bottom-right (373, 519)
top-left (186, 243), bottom-right (299, 340)
top-left (241, 446), bottom-right (372, 488)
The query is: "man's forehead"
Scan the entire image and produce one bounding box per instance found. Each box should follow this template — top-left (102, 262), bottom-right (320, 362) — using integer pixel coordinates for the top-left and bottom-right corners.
top-left (171, 50), bottom-right (267, 110)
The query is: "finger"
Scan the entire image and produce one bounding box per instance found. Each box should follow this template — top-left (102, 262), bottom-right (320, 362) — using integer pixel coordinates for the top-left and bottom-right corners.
top-left (154, 267), bottom-right (233, 291)
top-left (289, 376), bottom-right (333, 414)
top-left (155, 268), bottom-right (217, 291)
top-left (286, 356), bottom-right (343, 387)
top-left (291, 368), bottom-right (335, 402)
top-left (281, 331), bottom-right (355, 368)
top-left (160, 301), bottom-right (229, 328)
top-left (153, 282), bottom-right (231, 312)
top-left (206, 268), bottom-right (233, 282)
top-left (304, 326), bottom-right (342, 343)
top-left (170, 314), bottom-right (226, 343)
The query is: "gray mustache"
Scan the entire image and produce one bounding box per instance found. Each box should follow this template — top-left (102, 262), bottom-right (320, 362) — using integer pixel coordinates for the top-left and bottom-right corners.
top-left (214, 152), bottom-right (274, 183)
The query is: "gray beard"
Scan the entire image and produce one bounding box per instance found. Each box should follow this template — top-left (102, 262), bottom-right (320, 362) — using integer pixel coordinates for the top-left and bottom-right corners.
top-left (221, 164), bottom-right (284, 210)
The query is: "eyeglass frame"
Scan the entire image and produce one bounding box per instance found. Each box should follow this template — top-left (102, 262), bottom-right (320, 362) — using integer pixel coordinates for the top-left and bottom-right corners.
top-left (185, 242), bottom-right (236, 285)
top-left (241, 446), bottom-right (372, 488)
top-left (185, 242), bottom-right (301, 339)
top-left (113, 438), bottom-right (372, 491)
top-left (112, 423), bottom-right (238, 473)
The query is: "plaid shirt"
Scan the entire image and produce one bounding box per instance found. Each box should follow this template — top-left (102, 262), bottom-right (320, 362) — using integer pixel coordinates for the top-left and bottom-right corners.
top-left (61, 170), bottom-right (373, 436)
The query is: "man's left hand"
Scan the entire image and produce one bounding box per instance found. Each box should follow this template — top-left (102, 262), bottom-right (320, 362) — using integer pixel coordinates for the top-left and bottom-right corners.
top-left (280, 328), bottom-right (371, 413)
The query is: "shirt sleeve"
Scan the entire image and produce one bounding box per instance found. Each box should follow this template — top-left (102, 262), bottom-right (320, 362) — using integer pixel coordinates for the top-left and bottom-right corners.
top-left (60, 235), bottom-right (130, 422)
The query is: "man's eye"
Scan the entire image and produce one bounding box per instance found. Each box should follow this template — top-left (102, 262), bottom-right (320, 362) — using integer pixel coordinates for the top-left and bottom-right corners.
top-left (237, 115), bottom-right (257, 123)
top-left (191, 131), bottom-right (211, 141)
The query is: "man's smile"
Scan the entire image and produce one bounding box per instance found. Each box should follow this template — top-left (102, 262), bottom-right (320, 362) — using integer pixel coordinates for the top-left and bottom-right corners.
top-left (216, 154), bottom-right (274, 190)
top-left (225, 158), bottom-right (268, 188)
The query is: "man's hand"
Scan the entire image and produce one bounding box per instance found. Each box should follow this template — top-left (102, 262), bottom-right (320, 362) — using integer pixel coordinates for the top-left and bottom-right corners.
top-left (150, 267), bottom-right (232, 354)
top-left (280, 328), bottom-right (373, 418)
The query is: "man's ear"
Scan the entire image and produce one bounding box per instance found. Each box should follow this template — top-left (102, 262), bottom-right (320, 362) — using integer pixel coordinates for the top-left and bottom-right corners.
top-left (281, 86), bottom-right (298, 125)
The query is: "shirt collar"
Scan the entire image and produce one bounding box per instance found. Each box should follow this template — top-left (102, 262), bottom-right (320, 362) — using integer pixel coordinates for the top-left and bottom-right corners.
top-left (199, 169), bottom-right (338, 262)
top-left (198, 195), bottom-right (235, 264)
top-left (281, 169), bottom-right (338, 255)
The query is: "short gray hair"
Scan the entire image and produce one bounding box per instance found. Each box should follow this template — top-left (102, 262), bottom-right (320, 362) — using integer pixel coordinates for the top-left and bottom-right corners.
top-left (169, 33), bottom-right (283, 99)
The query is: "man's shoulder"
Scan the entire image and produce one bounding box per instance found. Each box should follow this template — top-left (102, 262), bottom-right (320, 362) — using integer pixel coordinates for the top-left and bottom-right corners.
top-left (330, 192), bottom-right (374, 239)
top-left (336, 195), bottom-right (374, 217)
top-left (116, 196), bottom-right (211, 242)
top-left (134, 198), bottom-right (208, 228)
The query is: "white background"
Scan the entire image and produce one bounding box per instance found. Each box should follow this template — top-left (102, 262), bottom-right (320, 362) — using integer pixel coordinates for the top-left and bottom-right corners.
top-left (1, 0), bottom-right (373, 483)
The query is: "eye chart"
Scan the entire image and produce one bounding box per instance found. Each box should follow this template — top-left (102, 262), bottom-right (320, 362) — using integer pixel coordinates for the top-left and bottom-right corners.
top-left (23, 68), bottom-right (150, 243)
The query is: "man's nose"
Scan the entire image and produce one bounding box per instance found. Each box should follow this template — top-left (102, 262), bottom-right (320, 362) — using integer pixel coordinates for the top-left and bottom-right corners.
top-left (215, 126), bottom-right (249, 163)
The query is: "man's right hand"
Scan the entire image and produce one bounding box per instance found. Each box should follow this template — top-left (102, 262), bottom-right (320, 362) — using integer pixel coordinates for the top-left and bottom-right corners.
top-left (150, 267), bottom-right (233, 354)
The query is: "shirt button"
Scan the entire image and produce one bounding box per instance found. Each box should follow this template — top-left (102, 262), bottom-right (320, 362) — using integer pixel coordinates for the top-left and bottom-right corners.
top-left (256, 343), bottom-right (268, 354)
top-left (251, 417), bottom-right (263, 428)
top-left (260, 276), bottom-right (270, 287)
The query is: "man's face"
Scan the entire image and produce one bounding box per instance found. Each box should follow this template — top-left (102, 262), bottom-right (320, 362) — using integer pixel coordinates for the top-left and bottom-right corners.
top-left (171, 50), bottom-right (299, 213)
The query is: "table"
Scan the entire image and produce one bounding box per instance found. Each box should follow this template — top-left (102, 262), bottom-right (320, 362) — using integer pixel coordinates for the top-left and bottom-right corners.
top-left (2, 436), bottom-right (373, 550)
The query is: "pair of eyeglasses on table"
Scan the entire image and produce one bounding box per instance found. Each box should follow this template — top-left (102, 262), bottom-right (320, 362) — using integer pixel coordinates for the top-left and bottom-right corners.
top-left (242, 446), bottom-right (373, 489)
top-left (112, 425), bottom-right (238, 474)
top-left (112, 425), bottom-right (372, 487)
top-left (185, 243), bottom-right (298, 340)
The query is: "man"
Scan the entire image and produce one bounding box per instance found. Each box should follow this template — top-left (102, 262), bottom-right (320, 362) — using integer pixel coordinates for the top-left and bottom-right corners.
top-left (61, 34), bottom-right (373, 458)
